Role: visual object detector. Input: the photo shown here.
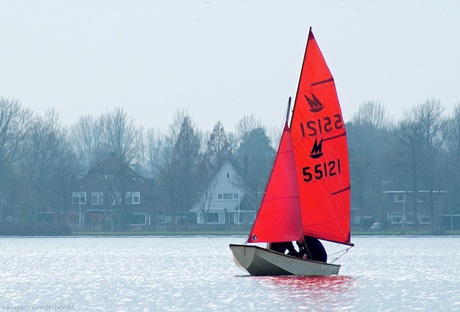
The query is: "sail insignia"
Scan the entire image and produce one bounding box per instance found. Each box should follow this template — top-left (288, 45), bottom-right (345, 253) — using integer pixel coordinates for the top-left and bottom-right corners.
top-left (304, 93), bottom-right (324, 112)
top-left (309, 138), bottom-right (323, 159)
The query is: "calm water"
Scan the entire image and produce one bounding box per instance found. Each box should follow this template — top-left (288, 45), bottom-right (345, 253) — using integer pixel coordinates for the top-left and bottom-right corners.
top-left (0, 236), bottom-right (459, 311)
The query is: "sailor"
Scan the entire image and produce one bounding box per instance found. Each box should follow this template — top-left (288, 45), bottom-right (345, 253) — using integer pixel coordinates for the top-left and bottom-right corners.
top-left (299, 236), bottom-right (327, 262)
top-left (269, 241), bottom-right (296, 255)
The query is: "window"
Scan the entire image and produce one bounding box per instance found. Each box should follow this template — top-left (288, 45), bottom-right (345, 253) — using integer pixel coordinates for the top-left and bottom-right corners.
top-left (72, 192), bottom-right (86, 204)
top-left (206, 212), bottom-right (220, 223)
top-left (126, 192), bottom-right (140, 204)
top-left (109, 192), bottom-right (121, 205)
top-left (417, 194), bottom-right (428, 203)
top-left (390, 212), bottom-right (403, 224)
top-left (130, 213), bottom-right (148, 226)
top-left (395, 194), bottom-right (406, 203)
top-left (419, 213), bottom-right (431, 224)
top-left (218, 193), bottom-right (239, 201)
top-left (198, 211), bottom-right (225, 224)
top-left (91, 192), bottom-right (103, 205)
top-left (223, 193), bottom-right (233, 200)
top-left (226, 173), bottom-right (230, 179)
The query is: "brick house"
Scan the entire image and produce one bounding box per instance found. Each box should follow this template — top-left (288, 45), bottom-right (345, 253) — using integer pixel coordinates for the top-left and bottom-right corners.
top-left (70, 155), bottom-right (154, 230)
top-left (382, 181), bottom-right (448, 230)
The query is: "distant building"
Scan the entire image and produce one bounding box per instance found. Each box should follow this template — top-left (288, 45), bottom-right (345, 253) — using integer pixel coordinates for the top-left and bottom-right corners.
top-left (70, 154), bottom-right (154, 230)
top-left (382, 180), bottom-right (449, 230)
top-left (190, 160), bottom-right (256, 225)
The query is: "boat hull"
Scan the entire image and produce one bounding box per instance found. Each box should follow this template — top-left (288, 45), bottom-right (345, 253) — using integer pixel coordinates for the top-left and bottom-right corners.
top-left (229, 244), bottom-right (340, 276)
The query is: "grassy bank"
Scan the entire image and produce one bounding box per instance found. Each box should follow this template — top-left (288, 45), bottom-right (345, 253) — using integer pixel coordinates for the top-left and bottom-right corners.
top-left (0, 223), bottom-right (71, 236)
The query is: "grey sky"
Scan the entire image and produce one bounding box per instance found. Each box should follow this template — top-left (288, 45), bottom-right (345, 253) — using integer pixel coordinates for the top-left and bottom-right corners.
top-left (1, 1), bottom-right (459, 133)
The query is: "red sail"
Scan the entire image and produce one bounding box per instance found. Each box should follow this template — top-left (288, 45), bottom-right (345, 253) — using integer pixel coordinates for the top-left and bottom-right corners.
top-left (247, 124), bottom-right (303, 243)
top-left (290, 29), bottom-right (352, 245)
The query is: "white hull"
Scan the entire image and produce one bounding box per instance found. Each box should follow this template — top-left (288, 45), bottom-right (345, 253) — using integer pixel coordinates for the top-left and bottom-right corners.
top-left (229, 244), bottom-right (340, 276)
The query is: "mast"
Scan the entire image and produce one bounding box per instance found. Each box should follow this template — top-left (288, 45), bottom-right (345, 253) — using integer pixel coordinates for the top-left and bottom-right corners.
top-left (285, 97), bottom-right (292, 126)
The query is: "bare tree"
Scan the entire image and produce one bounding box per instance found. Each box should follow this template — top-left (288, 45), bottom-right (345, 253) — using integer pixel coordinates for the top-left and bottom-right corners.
top-left (444, 104), bottom-right (460, 230)
top-left (392, 99), bottom-right (447, 230)
top-left (71, 107), bottom-right (140, 173)
top-left (392, 108), bottom-right (423, 229)
top-left (235, 114), bottom-right (262, 146)
top-left (144, 128), bottom-right (162, 178)
top-left (348, 101), bottom-right (391, 229)
top-left (71, 115), bottom-right (107, 173)
top-left (102, 107), bottom-right (139, 165)
top-left (19, 110), bottom-right (76, 223)
top-left (0, 98), bottom-right (32, 221)
top-left (352, 100), bottom-right (391, 130)
top-left (195, 178), bottom-right (218, 224)
top-left (155, 133), bottom-right (180, 225)
top-left (172, 113), bottom-right (202, 224)
top-left (416, 100), bottom-right (448, 230)
top-left (202, 121), bottom-right (232, 176)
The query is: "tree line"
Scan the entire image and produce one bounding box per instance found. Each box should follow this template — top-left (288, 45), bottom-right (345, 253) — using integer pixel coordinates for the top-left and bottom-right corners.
top-left (0, 97), bottom-right (459, 231)
top-left (348, 99), bottom-right (460, 230)
top-left (0, 97), bottom-right (275, 228)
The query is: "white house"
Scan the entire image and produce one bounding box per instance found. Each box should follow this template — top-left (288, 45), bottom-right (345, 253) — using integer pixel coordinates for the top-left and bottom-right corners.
top-left (190, 160), bottom-right (256, 225)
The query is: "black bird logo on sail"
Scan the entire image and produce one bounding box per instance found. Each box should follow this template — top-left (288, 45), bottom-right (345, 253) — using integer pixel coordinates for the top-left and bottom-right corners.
top-left (309, 138), bottom-right (323, 159)
top-left (304, 93), bottom-right (324, 113)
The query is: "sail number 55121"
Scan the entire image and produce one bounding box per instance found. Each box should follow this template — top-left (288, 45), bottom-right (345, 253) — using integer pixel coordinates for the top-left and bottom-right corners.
top-left (302, 159), bottom-right (341, 182)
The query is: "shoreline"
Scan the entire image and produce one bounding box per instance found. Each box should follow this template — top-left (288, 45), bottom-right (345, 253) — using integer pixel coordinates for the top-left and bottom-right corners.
top-left (1, 228), bottom-right (460, 237)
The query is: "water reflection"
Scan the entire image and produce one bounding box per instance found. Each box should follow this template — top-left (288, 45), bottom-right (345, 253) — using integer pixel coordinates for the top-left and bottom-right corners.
top-left (263, 275), bottom-right (353, 292)
top-left (231, 275), bottom-right (355, 310)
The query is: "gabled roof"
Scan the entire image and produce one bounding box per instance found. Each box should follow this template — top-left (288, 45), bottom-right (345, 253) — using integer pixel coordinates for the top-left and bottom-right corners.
top-left (79, 154), bottom-right (154, 196)
top-left (88, 154), bottom-right (136, 176)
top-left (190, 160), bottom-right (247, 213)
top-left (228, 158), bottom-right (246, 180)
top-left (204, 159), bottom-right (246, 191)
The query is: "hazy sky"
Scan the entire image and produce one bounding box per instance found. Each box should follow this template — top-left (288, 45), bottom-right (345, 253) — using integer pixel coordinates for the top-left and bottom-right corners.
top-left (1, 1), bottom-right (459, 133)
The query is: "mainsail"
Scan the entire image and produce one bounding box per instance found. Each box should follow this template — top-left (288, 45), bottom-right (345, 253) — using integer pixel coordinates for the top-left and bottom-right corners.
top-left (247, 123), bottom-right (303, 243)
top-left (247, 28), bottom-right (351, 246)
top-left (290, 28), bottom-right (352, 245)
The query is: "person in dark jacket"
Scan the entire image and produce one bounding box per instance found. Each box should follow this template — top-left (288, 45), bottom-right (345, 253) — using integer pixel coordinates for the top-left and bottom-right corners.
top-left (269, 241), bottom-right (296, 255)
top-left (298, 236), bottom-right (327, 262)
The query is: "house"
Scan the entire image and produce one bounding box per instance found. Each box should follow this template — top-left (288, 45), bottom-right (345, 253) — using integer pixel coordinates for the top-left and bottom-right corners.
top-left (190, 160), bottom-right (256, 225)
top-left (382, 181), bottom-right (448, 230)
top-left (70, 154), bottom-right (154, 230)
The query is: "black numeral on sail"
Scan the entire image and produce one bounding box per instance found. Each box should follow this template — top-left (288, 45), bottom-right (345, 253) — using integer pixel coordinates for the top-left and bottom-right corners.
top-left (302, 159), bottom-right (341, 182)
top-left (300, 114), bottom-right (343, 137)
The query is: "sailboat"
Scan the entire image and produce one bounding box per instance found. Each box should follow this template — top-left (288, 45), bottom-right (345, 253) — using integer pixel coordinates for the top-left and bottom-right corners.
top-left (229, 28), bottom-right (353, 276)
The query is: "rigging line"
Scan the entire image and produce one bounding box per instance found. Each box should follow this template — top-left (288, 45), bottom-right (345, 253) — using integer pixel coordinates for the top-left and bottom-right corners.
top-left (328, 246), bottom-right (353, 264)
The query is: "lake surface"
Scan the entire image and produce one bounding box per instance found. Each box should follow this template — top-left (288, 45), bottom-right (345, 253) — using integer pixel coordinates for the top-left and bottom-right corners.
top-left (0, 236), bottom-right (459, 311)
